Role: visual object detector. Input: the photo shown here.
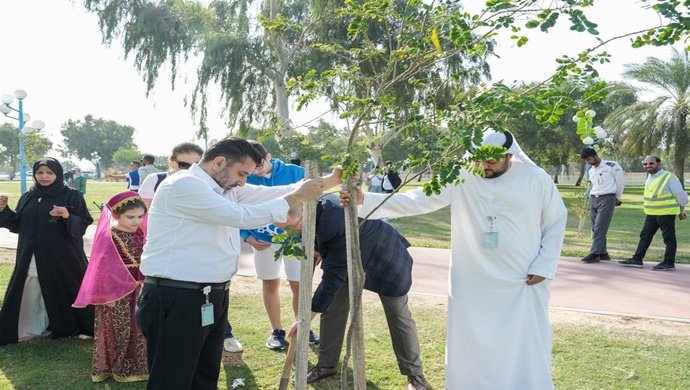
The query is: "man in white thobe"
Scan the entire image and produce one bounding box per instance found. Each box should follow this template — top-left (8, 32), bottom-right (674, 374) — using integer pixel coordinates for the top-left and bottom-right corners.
top-left (345, 129), bottom-right (567, 389)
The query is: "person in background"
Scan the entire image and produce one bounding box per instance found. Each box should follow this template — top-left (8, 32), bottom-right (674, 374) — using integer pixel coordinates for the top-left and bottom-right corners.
top-left (135, 137), bottom-right (342, 389)
top-left (138, 142), bottom-right (244, 353)
top-left (108, 161), bottom-right (141, 192)
top-left (71, 167), bottom-right (87, 195)
top-left (366, 165), bottom-right (384, 193)
top-left (619, 155), bottom-right (688, 271)
top-left (64, 171), bottom-right (74, 187)
top-left (580, 148), bottom-right (625, 263)
top-left (281, 194), bottom-right (427, 390)
top-left (74, 191), bottom-right (149, 383)
top-left (382, 161), bottom-right (402, 193)
top-left (138, 155), bottom-right (160, 182)
top-left (240, 140), bottom-right (319, 351)
top-left (342, 129), bottom-right (567, 389)
top-left (0, 157), bottom-right (94, 345)
top-left (139, 143), bottom-right (204, 209)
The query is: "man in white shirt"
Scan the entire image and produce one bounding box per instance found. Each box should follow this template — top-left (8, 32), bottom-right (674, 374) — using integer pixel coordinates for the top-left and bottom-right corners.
top-left (136, 137), bottom-right (342, 390)
top-left (580, 148), bottom-right (625, 263)
top-left (342, 129), bottom-right (567, 389)
top-left (366, 165), bottom-right (384, 193)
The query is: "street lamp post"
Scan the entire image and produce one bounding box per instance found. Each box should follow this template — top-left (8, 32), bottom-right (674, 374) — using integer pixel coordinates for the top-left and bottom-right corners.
top-left (0, 90), bottom-right (45, 193)
top-left (91, 151), bottom-right (102, 179)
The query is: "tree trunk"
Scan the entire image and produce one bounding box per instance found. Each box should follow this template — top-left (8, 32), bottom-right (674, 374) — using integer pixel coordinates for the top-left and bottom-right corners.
top-left (673, 113), bottom-right (688, 189)
top-left (342, 177), bottom-right (366, 389)
top-left (268, 0), bottom-right (292, 142)
top-left (293, 161), bottom-right (318, 389)
top-left (575, 160), bottom-right (586, 186)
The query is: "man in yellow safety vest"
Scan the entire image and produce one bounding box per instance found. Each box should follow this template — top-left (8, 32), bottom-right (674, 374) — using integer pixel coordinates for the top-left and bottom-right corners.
top-left (619, 155), bottom-right (688, 271)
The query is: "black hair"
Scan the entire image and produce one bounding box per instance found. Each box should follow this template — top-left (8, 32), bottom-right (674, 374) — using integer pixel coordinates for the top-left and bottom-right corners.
top-left (201, 137), bottom-right (263, 166)
top-left (112, 197), bottom-right (148, 216)
top-left (131, 161), bottom-right (141, 167)
top-left (247, 140), bottom-right (269, 159)
top-left (580, 148), bottom-right (598, 159)
top-left (142, 155), bottom-right (156, 164)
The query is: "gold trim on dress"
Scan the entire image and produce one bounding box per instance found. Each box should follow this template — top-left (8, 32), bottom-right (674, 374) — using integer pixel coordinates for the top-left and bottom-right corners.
top-left (111, 228), bottom-right (141, 266)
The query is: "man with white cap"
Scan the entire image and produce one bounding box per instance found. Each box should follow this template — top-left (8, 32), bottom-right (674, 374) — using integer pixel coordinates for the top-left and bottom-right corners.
top-left (342, 129), bottom-right (567, 389)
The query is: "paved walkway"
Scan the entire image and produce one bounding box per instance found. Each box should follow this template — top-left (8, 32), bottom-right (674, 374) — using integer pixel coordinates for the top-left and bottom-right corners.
top-left (2, 227), bottom-right (688, 322)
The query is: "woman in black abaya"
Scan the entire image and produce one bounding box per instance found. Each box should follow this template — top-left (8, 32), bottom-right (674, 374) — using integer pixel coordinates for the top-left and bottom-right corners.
top-left (0, 157), bottom-right (94, 345)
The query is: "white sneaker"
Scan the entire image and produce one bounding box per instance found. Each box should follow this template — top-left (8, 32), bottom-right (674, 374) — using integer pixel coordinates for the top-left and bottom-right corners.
top-left (224, 337), bottom-right (243, 353)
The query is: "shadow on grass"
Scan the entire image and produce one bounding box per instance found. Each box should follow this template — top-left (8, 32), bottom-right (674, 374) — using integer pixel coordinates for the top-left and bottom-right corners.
top-left (221, 351), bottom-right (395, 389)
top-left (221, 352), bottom-right (257, 388)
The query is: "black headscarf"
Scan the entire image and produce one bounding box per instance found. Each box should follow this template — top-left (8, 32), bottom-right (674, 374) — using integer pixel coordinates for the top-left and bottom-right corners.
top-left (27, 157), bottom-right (67, 199)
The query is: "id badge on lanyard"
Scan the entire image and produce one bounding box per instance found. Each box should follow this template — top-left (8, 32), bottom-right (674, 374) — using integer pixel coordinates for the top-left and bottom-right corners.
top-left (483, 215), bottom-right (499, 248)
top-left (201, 285), bottom-right (214, 327)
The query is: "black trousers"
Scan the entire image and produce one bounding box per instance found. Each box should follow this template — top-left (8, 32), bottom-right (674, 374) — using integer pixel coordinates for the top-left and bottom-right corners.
top-left (135, 282), bottom-right (229, 390)
top-left (632, 214), bottom-right (677, 264)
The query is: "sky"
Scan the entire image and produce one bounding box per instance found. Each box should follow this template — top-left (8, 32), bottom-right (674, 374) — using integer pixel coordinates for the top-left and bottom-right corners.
top-left (0, 0), bottom-right (678, 163)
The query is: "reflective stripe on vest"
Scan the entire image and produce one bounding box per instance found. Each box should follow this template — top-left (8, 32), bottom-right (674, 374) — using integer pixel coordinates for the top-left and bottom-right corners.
top-left (643, 172), bottom-right (680, 215)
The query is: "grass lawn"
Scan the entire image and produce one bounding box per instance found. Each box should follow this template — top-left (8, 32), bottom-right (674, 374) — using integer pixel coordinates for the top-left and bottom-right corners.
top-left (0, 259), bottom-right (689, 389)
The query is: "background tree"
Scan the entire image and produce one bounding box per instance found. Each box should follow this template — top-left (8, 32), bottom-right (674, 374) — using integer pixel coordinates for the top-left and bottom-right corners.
top-left (59, 114), bottom-right (137, 171)
top-left (508, 81), bottom-right (638, 183)
top-left (81, 0), bottom-right (349, 146)
top-left (0, 123), bottom-right (53, 180)
top-left (23, 133), bottom-right (54, 166)
top-left (111, 148), bottom-right (143, 169)
top-left (604, 47), bottom-right (690, 182)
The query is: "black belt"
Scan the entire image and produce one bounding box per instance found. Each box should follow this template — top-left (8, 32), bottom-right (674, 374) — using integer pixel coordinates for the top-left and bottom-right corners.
top-left (144, 276), bottom-right (230, 291)
top-left (592, 193), bottom-right (615, 198)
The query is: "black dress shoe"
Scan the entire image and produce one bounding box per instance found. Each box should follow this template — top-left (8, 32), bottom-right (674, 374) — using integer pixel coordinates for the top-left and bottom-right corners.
top-left (599, 253), bottom-right (611, 260)
top-left (581, 253), bottom-right (600, 263)
top-left (408, 374), bottom-right (427, 390)
top-left (307, 366), bottom-right (337, 384)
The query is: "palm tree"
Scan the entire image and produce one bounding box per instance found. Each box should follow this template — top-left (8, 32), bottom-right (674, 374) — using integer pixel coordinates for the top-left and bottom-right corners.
top-left (605, 47), bottom-right (690, 183)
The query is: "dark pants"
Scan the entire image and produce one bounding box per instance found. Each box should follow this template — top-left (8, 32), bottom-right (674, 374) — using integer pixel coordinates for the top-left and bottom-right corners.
top-left (317, 284), bottom-right (423, 376)
top-left (136, 283), bottom-right (229, 390)
top-left (590, 195), bottom-right (617, 254)
top-left (632, 214), bottom-right (677, 265)
top-left (224, 320), bottom-right (234, 338)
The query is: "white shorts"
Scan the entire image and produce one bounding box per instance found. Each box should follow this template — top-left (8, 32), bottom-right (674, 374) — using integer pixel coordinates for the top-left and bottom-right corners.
top-left (253, 243), bottom-right (302, 281)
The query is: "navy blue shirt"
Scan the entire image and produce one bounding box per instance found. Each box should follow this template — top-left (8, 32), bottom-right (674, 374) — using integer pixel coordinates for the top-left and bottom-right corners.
top-left (312, 194), bottom-right (413, 313)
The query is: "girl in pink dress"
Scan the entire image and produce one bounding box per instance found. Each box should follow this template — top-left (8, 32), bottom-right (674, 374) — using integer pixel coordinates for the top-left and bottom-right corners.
top-left (73, 191), bottom-right (148, 382)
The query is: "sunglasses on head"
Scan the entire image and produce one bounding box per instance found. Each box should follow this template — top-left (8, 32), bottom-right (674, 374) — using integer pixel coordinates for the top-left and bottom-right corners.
top-left (173, 158), bottom-right (193, 169)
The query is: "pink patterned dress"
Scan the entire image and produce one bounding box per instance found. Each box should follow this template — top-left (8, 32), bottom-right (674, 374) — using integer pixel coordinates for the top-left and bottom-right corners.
top-left (91, 227), bottom-right (148, 382)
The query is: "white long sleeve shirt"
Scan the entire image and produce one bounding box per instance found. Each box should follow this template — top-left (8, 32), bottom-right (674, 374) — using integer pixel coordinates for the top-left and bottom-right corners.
top-left (140, 164), bottom-right (295, 283)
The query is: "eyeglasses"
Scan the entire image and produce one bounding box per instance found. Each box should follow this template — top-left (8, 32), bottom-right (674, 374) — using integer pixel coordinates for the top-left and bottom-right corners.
top-left (173, 158), bottom-right (193, 169)
top-left (642, 163), bottom-right (655, 166)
